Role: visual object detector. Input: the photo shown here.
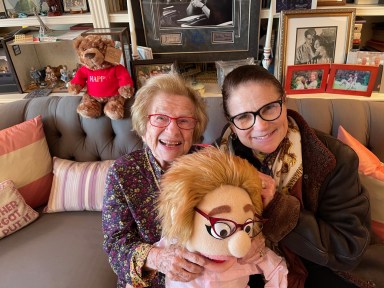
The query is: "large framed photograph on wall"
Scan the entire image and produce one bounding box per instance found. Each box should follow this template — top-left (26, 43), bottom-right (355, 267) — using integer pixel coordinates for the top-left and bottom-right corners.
top-left (278, 9), bottom-right (355, 84)
top-left (136, 0), bottom-right (261, 62)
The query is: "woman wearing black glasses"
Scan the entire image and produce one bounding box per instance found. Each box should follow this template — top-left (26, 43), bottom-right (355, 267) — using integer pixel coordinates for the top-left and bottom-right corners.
top-left (217, 65), bottom-right (372, 288)
top-left (102, 73), bottom-right (209, 288)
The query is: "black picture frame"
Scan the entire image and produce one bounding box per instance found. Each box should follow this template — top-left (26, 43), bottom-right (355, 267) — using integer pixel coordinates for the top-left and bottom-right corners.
top-left (134, 0), bottom-right (260, 63)
top-left (132, 59), bottom-right (178, 90)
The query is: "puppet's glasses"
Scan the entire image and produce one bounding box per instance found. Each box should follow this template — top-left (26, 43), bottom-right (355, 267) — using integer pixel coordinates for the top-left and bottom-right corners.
top-left (194, 207), bottom-right (266, 240)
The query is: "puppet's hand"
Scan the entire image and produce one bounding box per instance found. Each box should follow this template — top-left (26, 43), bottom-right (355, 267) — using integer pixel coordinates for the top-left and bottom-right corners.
top-left (146, 245), bottom-right (206, 282)
top-left (237, 233), bottom-right (266, 264)
top-left (258, 172), bottom-right (276, 208)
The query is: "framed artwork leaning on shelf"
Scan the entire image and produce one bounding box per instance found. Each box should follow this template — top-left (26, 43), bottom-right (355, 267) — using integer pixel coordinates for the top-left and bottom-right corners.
top-left (285, 64), bottom-right (330, 94)
top-left (63, 0), bottom-right (88, 13)
top-left (132, 59), bottom-right (178, 90)
top-left (326, 64), bottom-right (379, 96)
top-left (278, 9), bottom-right (355, 84)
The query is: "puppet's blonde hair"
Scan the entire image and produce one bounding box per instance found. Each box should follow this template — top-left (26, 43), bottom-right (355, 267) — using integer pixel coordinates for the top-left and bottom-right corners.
top-left (157, 147), bottom-right (263, 245)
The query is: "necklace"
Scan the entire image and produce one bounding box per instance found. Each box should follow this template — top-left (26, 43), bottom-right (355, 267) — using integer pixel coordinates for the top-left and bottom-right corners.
top-left (145, 149), bottom-right (161, 191)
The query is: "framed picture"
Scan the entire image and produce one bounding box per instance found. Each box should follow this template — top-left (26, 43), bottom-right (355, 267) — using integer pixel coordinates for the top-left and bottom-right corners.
top-left (276, 0), bottom-right (315, 13)
top-left (326, 64), bottom-right (379, 96)
top-left (132, 59), bottom-right (178, 90)
top-left (63, 0), bottom-right (88, 12)
top-left (134, 0), bottom-right (261, 62)
top-left (317, 0), bottom-right (346, 6)
top-left (278, 9), bottom-right (355, 84)
top-left (347, 51), bottom-right (384, 67)
top-left (3, 0), bottom-right (41, 16)
top-left (285, 64), bottom-right (330, 94)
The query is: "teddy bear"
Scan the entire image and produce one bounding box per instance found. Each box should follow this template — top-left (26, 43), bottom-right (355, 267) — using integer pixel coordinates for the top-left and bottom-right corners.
top-left (156, 147), bottom-right (288, 287)
top-left (68, 34), bottom-right (134, 120)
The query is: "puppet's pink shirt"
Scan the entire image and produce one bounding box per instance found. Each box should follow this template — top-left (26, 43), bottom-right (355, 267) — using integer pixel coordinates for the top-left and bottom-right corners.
top-left (70, 65), bottom-right (133, 98)
top-left (155, 238), bottom-right (288, 288)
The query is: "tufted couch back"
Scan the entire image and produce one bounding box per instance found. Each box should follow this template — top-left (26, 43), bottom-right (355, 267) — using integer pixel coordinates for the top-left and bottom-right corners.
top-left (1, 96), bottom-right (384, 162)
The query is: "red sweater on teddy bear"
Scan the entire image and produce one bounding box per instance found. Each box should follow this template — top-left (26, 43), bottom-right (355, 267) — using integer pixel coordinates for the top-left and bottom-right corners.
top-left (71, 65), bottom-right (134, 98)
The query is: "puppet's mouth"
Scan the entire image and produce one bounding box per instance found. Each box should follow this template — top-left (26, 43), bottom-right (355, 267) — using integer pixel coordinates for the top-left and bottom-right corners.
top-left (202, 254), bottom-right (231, 263)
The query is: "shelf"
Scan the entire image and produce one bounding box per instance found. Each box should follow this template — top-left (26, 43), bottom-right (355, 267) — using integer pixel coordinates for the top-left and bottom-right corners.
top-left (261, 4), bottom-right (384, 19)
top-left (109, 11), bottom-right (129, 23)
top-left (0, 13), bottom-right (93, 27)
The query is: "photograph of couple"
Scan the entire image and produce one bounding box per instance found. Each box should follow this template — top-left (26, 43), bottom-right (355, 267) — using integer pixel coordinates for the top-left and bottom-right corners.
top-left (295, 27), bottom-right (336, 65)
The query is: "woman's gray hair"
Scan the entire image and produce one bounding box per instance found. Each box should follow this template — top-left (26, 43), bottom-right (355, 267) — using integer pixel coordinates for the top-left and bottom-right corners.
top-left (131, 73), bottom-right (208, 143)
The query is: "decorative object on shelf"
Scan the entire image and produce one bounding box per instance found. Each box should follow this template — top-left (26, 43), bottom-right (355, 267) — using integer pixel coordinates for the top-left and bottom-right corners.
top-left (132, 59), bottom-right (177, 90)
top-left (215, 57), bottom-right (254, 88)
top-left (62, 0), bottom-right (87, 13)
top-left (2, 0), bottom-right (40, 16)
top-left (276, 0), bottom-right (313, 13)
top-left (68, 35), bottom-right (135, 120)
top-left (326, 64), bottom-right (379, 96)
top-left (285, 64), bottom-right (330, 94)
top-left (46, 0), bottom-right (63, 16)
top-left (262, 0), bottom-right (274, 70)
top-left (317, 0), bottom-right (346, 6)
top-left (33, 6), bottom-right (52, 38)
top-left (133, 0), bottom-right (261, 62)
top-left (278, 9), bottom-right (355, 84)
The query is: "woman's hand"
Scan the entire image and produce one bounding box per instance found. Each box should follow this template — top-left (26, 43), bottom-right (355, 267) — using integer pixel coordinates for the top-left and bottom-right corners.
top-left (237, 233), bottom-right (266, 264)
top-left (146, 245), bottom-right (206, 282)
top-left (258, 172), bottom-right (276, 208)
top-left (191, 0), bottom-right (204, 8)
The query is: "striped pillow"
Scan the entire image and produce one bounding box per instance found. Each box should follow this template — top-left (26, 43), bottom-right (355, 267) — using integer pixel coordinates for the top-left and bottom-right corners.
top-left (45, 157), bottom-right (114, 212)
top-left (0, 116), bottom-right (53, 209)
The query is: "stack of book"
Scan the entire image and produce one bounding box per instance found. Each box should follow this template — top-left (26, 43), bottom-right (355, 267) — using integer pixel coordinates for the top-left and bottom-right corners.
top-left (365, 22), bottom-right (384, 52)
top-left (106, 0), bottom-right (127, 13)
top-left (352, 17), bottom-right (366, 50)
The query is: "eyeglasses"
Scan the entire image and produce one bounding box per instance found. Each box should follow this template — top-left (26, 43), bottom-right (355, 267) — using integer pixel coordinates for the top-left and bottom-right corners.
top-left (229, 98), bottom-right (283, 130)
top-left (147, 114), bottom-right (198, 130)
top-left (194, 207), bottom-right (265, 240)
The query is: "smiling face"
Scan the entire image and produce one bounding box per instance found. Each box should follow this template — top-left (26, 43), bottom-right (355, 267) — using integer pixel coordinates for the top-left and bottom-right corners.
top-left (186, 185), bottom-right (255, 272)
top-left (142, 93), bottom-right (196, 169)
top-left (227, 82), bottom-right (288, 154)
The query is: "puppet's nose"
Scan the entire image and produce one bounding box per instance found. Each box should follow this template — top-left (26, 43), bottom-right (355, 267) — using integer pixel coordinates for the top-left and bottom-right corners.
top-left (228, 230), bottom-right (251, 258)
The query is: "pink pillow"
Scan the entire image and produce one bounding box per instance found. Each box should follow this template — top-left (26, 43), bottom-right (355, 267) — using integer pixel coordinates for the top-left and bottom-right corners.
top-left (0, 179), bottom-right (39, 239)
top-left (0, 116), bottom-right (53, 208)
top-left (337, 125), bottom-right (384, 240)
top-left (337, 125), bottom-right (384, 181)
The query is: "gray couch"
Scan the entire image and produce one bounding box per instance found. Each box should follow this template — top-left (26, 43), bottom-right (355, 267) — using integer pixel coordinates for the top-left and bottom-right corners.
top-left (0, 96), bottom-right (383, 288)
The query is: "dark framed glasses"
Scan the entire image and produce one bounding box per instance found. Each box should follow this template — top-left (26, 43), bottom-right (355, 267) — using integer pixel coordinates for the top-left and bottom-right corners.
top-left (194, 207), bottom-right (265, 240)
top-left (147, 114), bottom-right (198, 130)
top-left (229, 98), bottom-right (283, 130)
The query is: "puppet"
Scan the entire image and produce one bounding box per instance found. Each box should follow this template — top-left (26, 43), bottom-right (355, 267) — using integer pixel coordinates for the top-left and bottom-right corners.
top-left (157, 147), bottom-right (288, 287)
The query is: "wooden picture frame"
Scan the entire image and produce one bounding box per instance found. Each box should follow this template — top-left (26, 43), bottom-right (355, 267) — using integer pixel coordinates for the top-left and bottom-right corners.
top-left (326, 64), bottom-right (379, 96)
top-left (134, 0), bottom-right (261, 62)
top-left (317, 0), bottom-right (346, 6)
top-left (132, 59), bottom-right (178, 90)
top-left (278, 9), bottom-right (355, 84)
top-left (63, 0), bottom-right (88, 13)
top-left (285, 64), bottom-right (330, 94)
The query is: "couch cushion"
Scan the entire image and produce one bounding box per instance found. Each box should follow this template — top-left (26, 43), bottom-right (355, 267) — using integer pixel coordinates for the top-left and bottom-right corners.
top-left (45, 157), bottom-right (114, 212)
top-left (0, 211), bottom-right (117, 288)
top-left (0, 179), bottom-right (39, 239)
top-left (337, 125), bottom-right (384, 181)
top-left (0, 116), bottom-right (53, 208)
